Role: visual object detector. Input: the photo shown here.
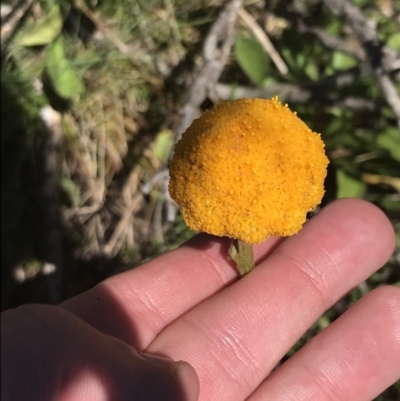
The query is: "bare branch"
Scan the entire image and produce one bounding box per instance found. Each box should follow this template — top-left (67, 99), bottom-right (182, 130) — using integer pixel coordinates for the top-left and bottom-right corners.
top-left (214, 63), bottom-right (385, 111)
top-left (173, 0), bottom-right (243, 146)
top-left (297, 20), bottom-right (365, 61)
top-left (323, 0), bottom-right (400, 127)
top-left (215, 82), bottom-right (378, 111)
top-left (215, 64), bottom-right (375, 107)
top-left (144, 0), bottom-right (243, 220)
top-left (287, 2), bottom-right (365, 60)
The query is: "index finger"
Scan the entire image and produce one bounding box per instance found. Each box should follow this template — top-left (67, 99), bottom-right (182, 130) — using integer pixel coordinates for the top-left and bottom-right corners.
top-left (62, 224), bottom-right (281, 349)
top-left (62, 199), bottom-right (394, 351)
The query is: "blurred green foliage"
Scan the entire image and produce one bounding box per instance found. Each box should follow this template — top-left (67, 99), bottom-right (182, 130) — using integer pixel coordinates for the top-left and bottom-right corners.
top-left (18, 2), bottom-right (63, 46)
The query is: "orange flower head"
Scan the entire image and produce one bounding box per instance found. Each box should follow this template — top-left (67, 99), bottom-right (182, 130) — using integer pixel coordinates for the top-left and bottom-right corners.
top-left (169, 97), bottom-right (329, 244)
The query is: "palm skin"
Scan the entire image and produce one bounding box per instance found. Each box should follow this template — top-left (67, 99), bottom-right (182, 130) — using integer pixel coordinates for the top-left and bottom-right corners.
top-left (2, 199), bottom-right (400, 401)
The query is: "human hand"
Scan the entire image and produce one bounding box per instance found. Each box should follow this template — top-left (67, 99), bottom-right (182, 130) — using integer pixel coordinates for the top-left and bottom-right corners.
top-left (2, 199), bottom-right (399, 401)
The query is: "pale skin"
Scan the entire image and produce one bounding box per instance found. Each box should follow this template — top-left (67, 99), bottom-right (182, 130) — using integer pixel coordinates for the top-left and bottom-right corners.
top-left (2, 199), bottom-right (400, 401)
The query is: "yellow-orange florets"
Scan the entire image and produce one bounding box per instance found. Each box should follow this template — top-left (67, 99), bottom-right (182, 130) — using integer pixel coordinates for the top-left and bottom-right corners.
top-left (169, 97), bottom-right (329, 244)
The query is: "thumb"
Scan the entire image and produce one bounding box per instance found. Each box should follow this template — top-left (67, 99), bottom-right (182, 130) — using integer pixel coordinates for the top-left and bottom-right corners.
top-left (1, 304), bottom-right (199, 401)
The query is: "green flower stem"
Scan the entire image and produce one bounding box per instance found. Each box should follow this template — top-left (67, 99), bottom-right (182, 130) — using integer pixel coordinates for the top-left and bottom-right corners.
top-left (228, 239), bottom-right (255, 276)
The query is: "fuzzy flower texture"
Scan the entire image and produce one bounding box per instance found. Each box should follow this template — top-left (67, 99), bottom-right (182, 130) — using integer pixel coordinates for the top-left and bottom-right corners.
top-left (169, 97), bottom-right (329, 244)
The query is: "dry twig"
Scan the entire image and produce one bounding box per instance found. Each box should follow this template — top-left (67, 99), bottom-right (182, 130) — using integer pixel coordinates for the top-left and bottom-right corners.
top-left (238, 8), bottom-right (288, 75)
top-left (216, 83), bottom-right (378, 111)
top-left (103, 195), bottom-right (142, 256)
top-left (103, 168), bottom-right (143, 256)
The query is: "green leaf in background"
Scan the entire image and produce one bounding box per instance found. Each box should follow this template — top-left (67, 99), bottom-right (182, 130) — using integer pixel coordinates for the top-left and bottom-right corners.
top-left (351, 0), bottom-right (369, 6)
top-left (331, 51), bottom-right (357, 70)
top-left (281, 47), bottom-right (297, 72)
top-left (59, 177), bottom-right (81, 207)
top-left (387, 32), bottom-right (400, 51)
top-left (304, 61), bottom-right (319, 81)
top-left (19, 5), bottom-right (63, 47)
top-left (45, 38), bottom-right (84, 99)
top-left (377, 127), bottom-right (400, 162)
top-left (386, 32), bottom-right (400, 51)
top-left (153, 129), bottom-right (174, 163)
top-left (325, 19), bottom-right (342, 36)
top-left (234, 36), bottom-right (268, 86)
top-left (336, 168), bottom-right (366, 198)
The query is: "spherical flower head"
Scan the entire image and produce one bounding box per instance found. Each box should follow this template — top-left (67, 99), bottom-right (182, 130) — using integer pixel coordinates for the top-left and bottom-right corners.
top-left (169, 97), bottom-right (329, 244)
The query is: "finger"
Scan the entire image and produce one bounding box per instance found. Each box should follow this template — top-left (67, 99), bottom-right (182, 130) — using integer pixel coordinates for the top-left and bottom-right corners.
top-left (1, 305), bottom-right (199, 401)
top-left (62, 231), bottom-right (282, 348)
top-left (247, 286), bottom-right (400, 401)
top-left (145, 200), bottom-right (395, 401)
